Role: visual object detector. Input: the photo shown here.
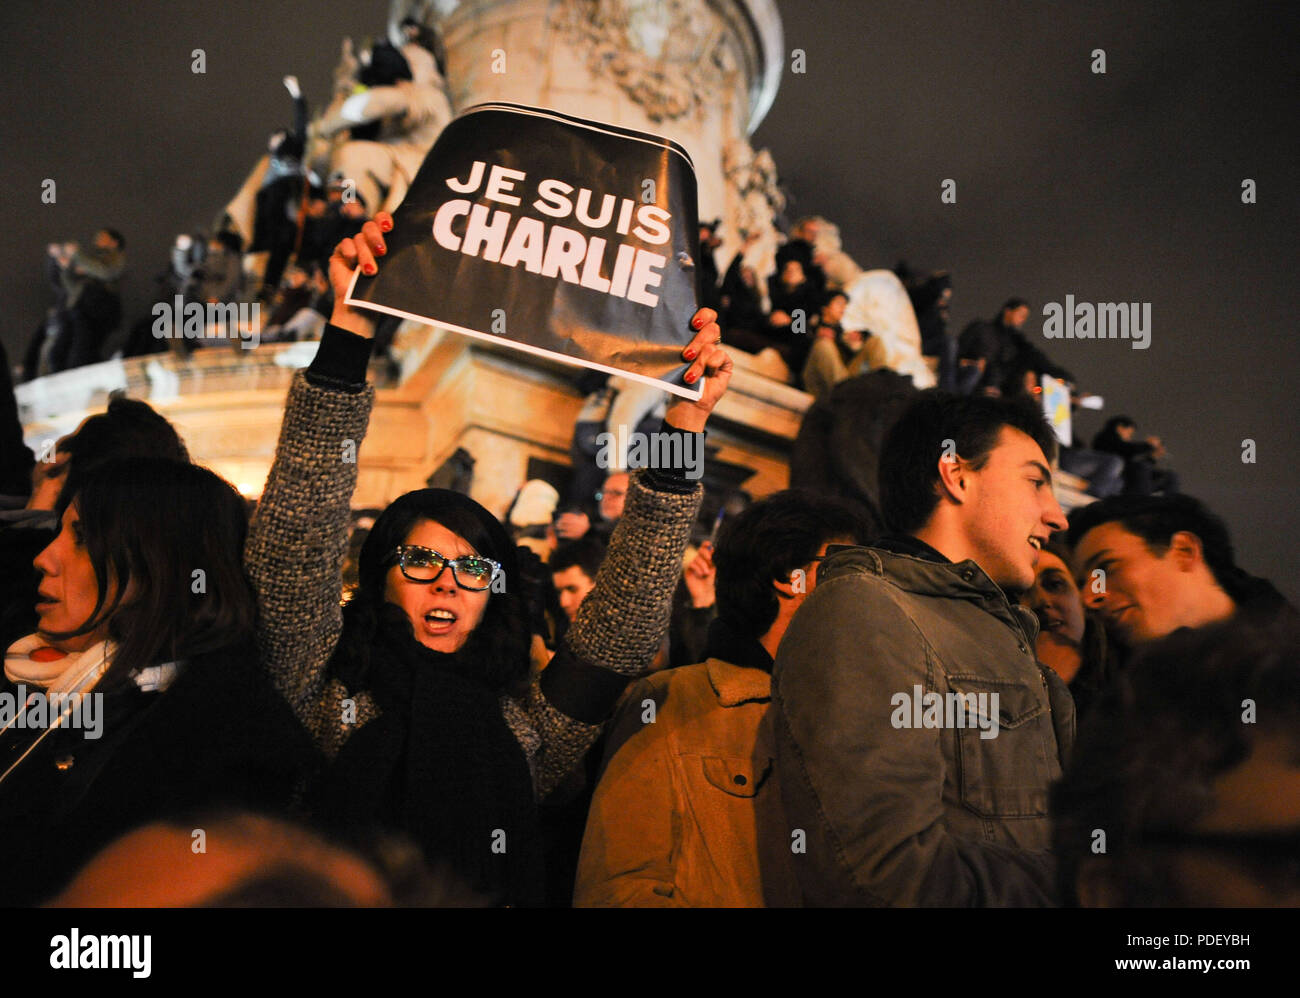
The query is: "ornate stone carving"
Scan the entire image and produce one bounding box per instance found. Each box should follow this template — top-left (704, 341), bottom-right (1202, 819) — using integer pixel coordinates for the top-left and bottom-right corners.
top-left (554, 0), bottom-right (731, 123)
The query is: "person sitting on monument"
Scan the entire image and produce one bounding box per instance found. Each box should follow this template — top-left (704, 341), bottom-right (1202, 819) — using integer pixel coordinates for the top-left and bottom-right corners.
top-left (244, 210), bottom-right (734, 907)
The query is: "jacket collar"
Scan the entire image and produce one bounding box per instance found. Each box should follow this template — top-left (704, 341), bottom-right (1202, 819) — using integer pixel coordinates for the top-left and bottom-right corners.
top-left (872, 534), bottom-right (951, 565)
top-left (704, 658), bottom-right (771, 707)
top-left (820, 543), bottom-right (1040, 643)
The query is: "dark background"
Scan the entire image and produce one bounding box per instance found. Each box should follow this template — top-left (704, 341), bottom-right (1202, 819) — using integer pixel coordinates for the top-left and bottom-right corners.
top-left (2, 0), bottom-right (1295, 599)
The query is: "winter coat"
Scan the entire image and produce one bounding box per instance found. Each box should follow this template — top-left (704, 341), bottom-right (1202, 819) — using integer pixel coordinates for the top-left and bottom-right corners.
top-left (772, 538), bottom-right (1075, 906)
top-left (0, 641), bottom-right (318, 906)
top-left (575, 658), bottom-right (801, 907)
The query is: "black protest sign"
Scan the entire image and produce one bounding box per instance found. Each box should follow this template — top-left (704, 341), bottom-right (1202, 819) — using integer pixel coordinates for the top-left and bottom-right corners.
top-left (345, 102), bottom-right (702, 399)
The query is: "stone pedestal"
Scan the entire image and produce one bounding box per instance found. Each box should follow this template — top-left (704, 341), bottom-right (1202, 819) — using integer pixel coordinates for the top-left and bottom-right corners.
top-left (16, 328), bottom-right (809, 520)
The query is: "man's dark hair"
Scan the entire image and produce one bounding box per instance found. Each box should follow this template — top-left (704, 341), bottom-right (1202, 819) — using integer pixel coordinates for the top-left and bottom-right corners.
top-left (713, 488), bottom-right (870, 639)
top-left (57, 395), bottom-right (189, 504)
top-left (821, 289), bottom-right (848, 309)
top-left (101, 228), bottom-right (125, 250)
top-left (1050, 615), bottom-right (1300, 906)
top-left (1000, 297), bottom-right (1028, 315)
top-left (550, 535), bottom-right (606, 581)
top-left (879, 389), bottom-right (1058, 535)
top-left (1066, 494), bottom-right (1237, 592)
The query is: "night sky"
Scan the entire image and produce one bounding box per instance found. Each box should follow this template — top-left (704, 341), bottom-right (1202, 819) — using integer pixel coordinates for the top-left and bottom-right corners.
top-left (2, 0), bottom-right (1296, 598)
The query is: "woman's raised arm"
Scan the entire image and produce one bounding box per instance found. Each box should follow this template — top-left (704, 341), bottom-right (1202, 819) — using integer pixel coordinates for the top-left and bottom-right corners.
top-left (244, 215), bottom-right (391, 733)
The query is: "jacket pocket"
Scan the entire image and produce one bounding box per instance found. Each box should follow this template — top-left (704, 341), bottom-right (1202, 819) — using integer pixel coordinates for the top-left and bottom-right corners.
top-left (947, 676), bottom-right (1052, 818)
top-left (700, 755), bottom-right (772, 799)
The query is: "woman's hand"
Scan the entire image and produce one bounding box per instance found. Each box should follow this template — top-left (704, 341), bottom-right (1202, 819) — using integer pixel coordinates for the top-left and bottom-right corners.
top-left (665, 307), bottom-right (732, 434)
top-left (328, 210), bottom-right (394, 339)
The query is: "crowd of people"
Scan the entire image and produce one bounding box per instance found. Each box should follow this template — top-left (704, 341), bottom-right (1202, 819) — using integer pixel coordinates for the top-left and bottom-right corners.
top-left (2, 26), bottom-right (1291, 903)
top-left (3, 203), bottom-right (1293, 908)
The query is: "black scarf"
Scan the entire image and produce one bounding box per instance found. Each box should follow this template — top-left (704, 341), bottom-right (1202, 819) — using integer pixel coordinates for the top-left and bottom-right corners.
top-left (310, 624), bottom-right (544, 906)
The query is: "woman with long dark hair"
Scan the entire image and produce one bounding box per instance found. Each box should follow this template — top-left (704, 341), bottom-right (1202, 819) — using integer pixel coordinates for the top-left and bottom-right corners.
top-left (1023, 536), bottom-right (1118, 724)
top-left (0, 457), bottom-right (317, 905)
top-left (245, 211), bottom-right (732, 904)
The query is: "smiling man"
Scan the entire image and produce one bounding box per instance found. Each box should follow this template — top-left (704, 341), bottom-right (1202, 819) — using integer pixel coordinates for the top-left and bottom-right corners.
top-left (1066, 493), bottom-right (1292, 652)
top-left (773, 390), bottom-right (1075, 906)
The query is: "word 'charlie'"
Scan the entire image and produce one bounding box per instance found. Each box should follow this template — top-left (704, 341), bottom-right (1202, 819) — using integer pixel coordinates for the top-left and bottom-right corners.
top-left (432, 161), bottom-right (674, 307)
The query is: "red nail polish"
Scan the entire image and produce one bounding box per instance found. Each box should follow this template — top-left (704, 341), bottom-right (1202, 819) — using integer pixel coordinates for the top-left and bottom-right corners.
top-left (692, 316), bottom-right (704, 329)
top-left (364, 264), bottom-right (377, 275)
top-left (684, 348), bottom-right (697, 360)
top-left (685, 371), bottom-right (697, 383)
top-left (381, 219), bottom-right (393, 231)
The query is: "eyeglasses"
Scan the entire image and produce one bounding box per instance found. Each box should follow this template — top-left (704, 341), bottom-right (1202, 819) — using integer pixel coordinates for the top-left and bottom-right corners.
top-left (384, 545), bottom-right (501, 591)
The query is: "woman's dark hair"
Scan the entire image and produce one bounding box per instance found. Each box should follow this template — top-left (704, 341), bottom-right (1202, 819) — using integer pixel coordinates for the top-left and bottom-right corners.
top-left (713, 488), bottom-right (870, 640)
top-left (53, 458), bottom-right (255, 680)
top-left (339, 489), bottom-right (531, 695)
top-left (57, 395), bottom-right (189, 504)
top-left (879, 389), bottom-right (1059, 535)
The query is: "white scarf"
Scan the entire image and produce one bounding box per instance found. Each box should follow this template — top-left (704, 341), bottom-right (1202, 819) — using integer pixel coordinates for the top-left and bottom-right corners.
top-left (5, 633), bottom-right (114, 699)
top-left (4, 634), bottom-right (178, 696)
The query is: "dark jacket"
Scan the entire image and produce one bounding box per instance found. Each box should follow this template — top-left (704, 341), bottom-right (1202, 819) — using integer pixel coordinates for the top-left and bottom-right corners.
top-left (0, 642), bottom-right (318, 906)
top-left (772, 540), bottom-right (1074, 907)
top-left (959, 319), bottom-right (1073, 397)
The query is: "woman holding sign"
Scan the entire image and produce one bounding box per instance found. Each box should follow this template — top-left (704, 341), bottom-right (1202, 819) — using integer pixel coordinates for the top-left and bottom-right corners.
top-left (245, 210), bottom-right (732, 906)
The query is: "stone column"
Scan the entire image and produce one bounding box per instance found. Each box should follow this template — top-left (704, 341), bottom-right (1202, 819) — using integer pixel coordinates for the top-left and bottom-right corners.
top-left (392, 0), bottom-right (785, 274)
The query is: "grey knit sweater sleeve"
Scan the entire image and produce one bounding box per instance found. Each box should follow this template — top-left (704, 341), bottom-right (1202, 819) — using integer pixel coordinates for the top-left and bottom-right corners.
top-left (244, 371), bottom-right (376, 750)
top-left (516, 472), bottom-right (703, 799)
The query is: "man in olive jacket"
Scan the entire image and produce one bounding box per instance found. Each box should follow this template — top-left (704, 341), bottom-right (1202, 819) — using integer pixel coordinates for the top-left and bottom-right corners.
top-left (773, 390), bottom-right (1076, 906)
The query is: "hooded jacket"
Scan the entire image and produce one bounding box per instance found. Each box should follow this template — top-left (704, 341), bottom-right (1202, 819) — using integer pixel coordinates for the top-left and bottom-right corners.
top-left (772, 539), bottom-right (1075, 906)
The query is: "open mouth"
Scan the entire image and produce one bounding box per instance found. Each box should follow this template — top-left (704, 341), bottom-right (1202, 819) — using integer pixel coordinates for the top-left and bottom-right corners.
top-left (423, 608), bottom-right (458, 635)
